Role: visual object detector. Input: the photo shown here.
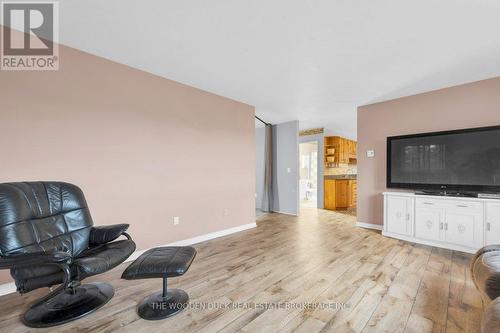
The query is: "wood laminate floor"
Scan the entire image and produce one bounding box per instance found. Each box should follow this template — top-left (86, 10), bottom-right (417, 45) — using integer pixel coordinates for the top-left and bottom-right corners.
top-left (0, 208), bottom-right (483, 333)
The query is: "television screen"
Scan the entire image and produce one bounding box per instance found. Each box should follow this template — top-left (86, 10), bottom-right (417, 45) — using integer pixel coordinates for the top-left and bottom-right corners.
top-left (387, 126), bottom-right (500, 192)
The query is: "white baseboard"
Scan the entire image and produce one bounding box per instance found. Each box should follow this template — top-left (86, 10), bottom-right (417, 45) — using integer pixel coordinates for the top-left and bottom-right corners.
top-left (0, 282), bottom-right (16, 297)
top-left (126, 222), bottom-right (257, 262)
top-left (0, 222), bottom-right (257, 297)
top-left (273, 210), bottom-right (299, 216)
top-left (356, 221), bottom-right (383, 231)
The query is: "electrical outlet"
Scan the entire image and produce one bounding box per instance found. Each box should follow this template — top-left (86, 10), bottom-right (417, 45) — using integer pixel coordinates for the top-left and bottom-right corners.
top-left (287, 167), bottom-right (291, 173)
top-left (173, 216), bottom-right (180, 225)
top-left (367, 149), bottom-right (375, 158)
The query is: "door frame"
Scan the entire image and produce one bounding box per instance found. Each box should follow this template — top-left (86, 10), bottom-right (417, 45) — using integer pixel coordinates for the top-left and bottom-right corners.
top-left (298, 137), bottom-right (323, 214)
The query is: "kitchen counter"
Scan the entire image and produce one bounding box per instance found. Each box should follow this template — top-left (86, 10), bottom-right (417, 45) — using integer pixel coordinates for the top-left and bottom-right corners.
top-left (324, 175), bottom-right (357, 180)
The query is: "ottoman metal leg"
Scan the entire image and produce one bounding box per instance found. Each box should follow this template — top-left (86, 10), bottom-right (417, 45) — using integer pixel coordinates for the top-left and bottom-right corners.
top-left (138, 277), bottom-right (189, 320)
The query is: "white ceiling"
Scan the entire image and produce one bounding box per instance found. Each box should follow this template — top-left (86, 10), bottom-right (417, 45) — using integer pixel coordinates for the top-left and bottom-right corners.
top-left (59, 0), bottom-right (500, 139)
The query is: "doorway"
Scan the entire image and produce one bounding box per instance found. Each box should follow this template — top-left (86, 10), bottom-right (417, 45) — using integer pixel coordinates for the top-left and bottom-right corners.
top-left (299, 141), bottom-right (318, 208)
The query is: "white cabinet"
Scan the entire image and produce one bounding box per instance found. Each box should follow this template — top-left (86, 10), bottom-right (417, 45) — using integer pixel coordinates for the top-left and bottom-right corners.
top-left (383, 192), bottom-right (492, 254)
top-left (385, 195), bottom-right (413, 236)
top-left (415, 206), bottom-right (443, 242)
top-left (486, 202), bottom-right (500, 245)
top-left (443, 203), bottom-right (483, 249)
top-left (444, 212), bottom-right (480, 248)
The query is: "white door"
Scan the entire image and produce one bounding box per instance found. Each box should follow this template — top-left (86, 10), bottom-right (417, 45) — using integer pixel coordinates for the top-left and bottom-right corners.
top-left (386, 196), bottom-right (412, 236)
top-left (486, 202), bottom-right (500, 245)
top-left (444, 212), bottom-right (479, 248)
top-left (415, 208), bottom-right (443, 242)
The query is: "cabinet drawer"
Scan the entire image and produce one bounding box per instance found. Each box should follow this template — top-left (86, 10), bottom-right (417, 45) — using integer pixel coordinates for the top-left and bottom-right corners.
top-left (446, 200), bottom-right (482, 212)
top-left (416, 198), bottom-right (482, 212)
top-left (416, 198), bottom-right (438, 208)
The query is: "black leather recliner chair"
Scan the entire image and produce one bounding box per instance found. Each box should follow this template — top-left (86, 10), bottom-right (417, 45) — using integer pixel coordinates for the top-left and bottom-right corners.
top-left (0, 182), bottom-right (136, 327)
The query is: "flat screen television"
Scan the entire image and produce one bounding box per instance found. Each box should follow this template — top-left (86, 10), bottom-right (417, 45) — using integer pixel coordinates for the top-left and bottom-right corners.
top-left (387, 125), bottom-right (500, 193)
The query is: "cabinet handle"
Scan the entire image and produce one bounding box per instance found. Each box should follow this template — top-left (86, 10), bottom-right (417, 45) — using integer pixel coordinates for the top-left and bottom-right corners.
top-left (439, 222), bottom-right (443, 230)
top-left (444, 223), bottom-right (448, 231)
top-left (406, 213), bottom-right (410, 221)
top-left (487, 222), bottom-right (491, 231)
top-left (456, 204), bottom-right (468, 208)
top-left (423, 202), bottom-right (433, 205)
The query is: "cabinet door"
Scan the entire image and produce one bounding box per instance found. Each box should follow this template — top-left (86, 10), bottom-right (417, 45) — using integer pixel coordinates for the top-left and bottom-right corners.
top-left (346, 145), bottom-right (351, 161)
top-left (324, 180), bottom-right (336, 210)
top-left (340, 138), bottom-right (348, 163)
top-left (346, 180), bottom-right (352, 207)
top-left (486, 202), bottom-right (500, 245)
top-left (386, 196), bottom-right (412, 236)
top-left (351, 181), bottom-right (357, 207)
top-left (444, 211), bottom-right (479, 248)
top-left (415, 208), bottom-right (443, 242)
top-left (335, 180), bottom-right (349, 208)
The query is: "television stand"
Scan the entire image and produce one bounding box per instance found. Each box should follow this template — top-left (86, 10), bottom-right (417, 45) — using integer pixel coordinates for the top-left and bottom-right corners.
top-left (383, 191), bottom-right (500, 253)
top-left (414, 190), bottom-right (478, 198)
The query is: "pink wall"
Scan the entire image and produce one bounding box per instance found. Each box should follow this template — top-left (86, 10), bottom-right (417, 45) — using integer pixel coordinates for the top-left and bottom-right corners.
top-left (0, 41), bottom-right (255, 284)
top-left (357, 77), bottom-right (500, 226)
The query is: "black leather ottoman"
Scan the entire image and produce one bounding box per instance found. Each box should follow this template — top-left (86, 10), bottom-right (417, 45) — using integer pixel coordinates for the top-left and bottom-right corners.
top-left (121, 246), bottom-right (196, 320)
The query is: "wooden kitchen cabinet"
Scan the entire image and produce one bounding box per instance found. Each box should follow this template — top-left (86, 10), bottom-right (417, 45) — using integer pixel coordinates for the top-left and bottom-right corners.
top-left (324, 179), bottom-right (357, 210)
top-left (348, 139), bottom-right (357, 158)
top-left (336, 180), bottom-right (349, 208)
top-left (350, 181), bottom-right (357, 207)
top-left (324, 136), bottom-right (357, 167)
top-left (324, 179), bottom-right (337, 210)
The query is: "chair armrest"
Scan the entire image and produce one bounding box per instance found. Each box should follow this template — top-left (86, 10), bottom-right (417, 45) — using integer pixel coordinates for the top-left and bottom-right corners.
top-left (89, 223), bottom-right (130, 246)
top-left (0, 251), bottom-right (71, 270)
